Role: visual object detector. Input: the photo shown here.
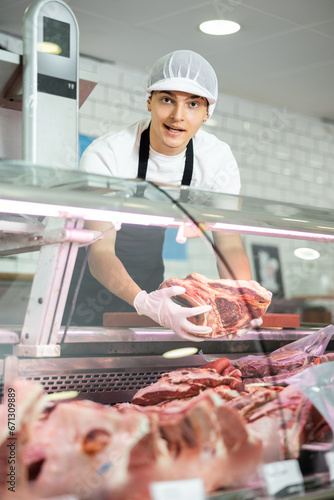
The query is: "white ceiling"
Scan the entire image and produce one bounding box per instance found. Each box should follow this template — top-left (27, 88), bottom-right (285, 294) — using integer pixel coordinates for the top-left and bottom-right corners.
top-left (1, 0), bottom-right (334, 120)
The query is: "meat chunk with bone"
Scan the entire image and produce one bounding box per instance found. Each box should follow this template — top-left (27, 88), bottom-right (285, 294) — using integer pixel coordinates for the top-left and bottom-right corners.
top-left (23, 398), bottom-right (159, 500)
top-left (236, 327), bottom-right (334, 381)
top-left (119, 390), bottom-right (262, 492)
top-left (1, 381), bottom-right (262, 500)
top-left (0, 380), bottom-right (45, 495)
top-left (132, 358), bottom-right (245, 406)
top-left (238, 353), bottom-right (334, 386)
top-left (158, 273), bottom-right (272, 338)
top-left (133, 356), bottom-right (332, 466)
top-left (239, 385), bottom-right (331, 463)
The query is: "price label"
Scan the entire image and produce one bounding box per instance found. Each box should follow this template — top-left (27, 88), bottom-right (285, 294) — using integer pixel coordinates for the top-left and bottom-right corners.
top-left (260, 459), bottom-right (304, 497)
top-left (325, 451), bottom-right (334, 481)
top-left (149, 478), bottom-right (205, 500)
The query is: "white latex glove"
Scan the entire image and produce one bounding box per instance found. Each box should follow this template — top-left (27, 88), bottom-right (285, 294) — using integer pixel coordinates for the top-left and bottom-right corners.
top-left (134, 286), bottom-right (212, 342)
top-left (235, 317), bottom-right (263, 338)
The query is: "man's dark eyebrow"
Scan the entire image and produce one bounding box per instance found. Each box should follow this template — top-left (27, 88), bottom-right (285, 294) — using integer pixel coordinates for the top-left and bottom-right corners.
top-left (157, 90), bottom-right (205, 101)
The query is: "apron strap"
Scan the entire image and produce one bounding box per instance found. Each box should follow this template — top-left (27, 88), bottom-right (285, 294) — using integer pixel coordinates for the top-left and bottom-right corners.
top-left (138, 124), bottom-right (151, 180)
top-left (137, 121), bottom-right (194, 186)
top-left (181, 137), bottom-right (193, 186)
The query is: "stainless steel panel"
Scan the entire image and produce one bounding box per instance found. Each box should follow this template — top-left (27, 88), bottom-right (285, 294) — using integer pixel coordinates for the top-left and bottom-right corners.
top-left (2, 354), bottom-right (204, 405)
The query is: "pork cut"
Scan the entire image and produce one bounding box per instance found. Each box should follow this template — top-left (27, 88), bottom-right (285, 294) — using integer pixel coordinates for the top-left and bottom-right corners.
top-left (132, 356), bottom-right (333, 465)
top-left (158, 273), bottom-right (272, 338)
top-left (132, 357), bottom-right (245, 406)
top-left (1, 380), bottom-right (262, 500)
top-left (240, 385), bottom-right (331, 463)
top-left (235, 327), bottom-right (334, 383)
top-left (0, 380), bottom-right (46, 496)
top-left (236, 352), bottom-right (334, 384)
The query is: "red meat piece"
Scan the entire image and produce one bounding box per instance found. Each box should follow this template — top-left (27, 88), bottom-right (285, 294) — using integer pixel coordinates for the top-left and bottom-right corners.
top-left (159, 273), bottom-right (272, 338)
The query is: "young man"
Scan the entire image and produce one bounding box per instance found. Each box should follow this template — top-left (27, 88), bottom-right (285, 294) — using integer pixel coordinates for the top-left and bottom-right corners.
top-left (67, 50), bottom-right (255, 340)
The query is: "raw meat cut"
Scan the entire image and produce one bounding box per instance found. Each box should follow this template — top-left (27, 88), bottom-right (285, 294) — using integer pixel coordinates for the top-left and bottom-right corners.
top-left (237, 353), bottom-right (334, 385)
top-left (132, 357), bottom-right (245, 406)
top-left (158, 273), bottom-right (272, 338)
top-left (118, 391), bottom-right (263, 492)
top-left (1, 380), bottom-right (262, 500)
top-left (234, 351), bottom-right (313, 379)
top-left (22, 397), bottom-right (157, 500)
top-left (234, 327), bottom-right (334, 381)
top-left (132, 356), bottom-right (333, 465)
top-left (240, 385), bottom-right (331, 463)
top-left (0, 380), bottom-right (45, 494)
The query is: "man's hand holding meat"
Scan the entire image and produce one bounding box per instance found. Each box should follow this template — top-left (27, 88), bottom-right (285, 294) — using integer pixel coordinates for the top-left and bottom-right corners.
top-left (134, 286), bottom-right (212, 342)
top-left (158, 274), bottom-right (272, 340)
top-left (235, 317), bottom-right (263, 337)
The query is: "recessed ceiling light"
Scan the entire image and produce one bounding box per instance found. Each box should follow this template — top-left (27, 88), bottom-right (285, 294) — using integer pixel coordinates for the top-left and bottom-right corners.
top-left (294, 248), bottom-right (320, 260)
top-left (199, 19), bottom-right (241, 36)
top-left (163, 347), bottom-right (198, 359)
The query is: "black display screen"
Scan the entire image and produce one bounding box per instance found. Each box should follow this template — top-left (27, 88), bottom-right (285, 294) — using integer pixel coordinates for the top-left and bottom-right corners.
top-left (43, 16), bottom-right (70, 58)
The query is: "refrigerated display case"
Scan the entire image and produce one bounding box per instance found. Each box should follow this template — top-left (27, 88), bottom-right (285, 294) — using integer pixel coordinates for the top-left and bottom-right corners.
top-left (1, 159), bottom-right (334, 499)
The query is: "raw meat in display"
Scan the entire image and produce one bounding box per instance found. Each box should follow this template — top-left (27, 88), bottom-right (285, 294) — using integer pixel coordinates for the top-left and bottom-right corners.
top-left (22, 398), bottom-right (159, 500)
top-left (237, 352), bottom-right (334, 385)
top-left (235, 351), bottom-right (314, 379)
top-left (2, 336), bottom-right (333, 499)
top-left (132, 357), bottom-right (245, 406)
top-left (132, 355), bottom-right (333, 464)
top-left (0, 381), bottom-right (262, 500)
top-left (158, 273), bottom-right (272, 338)
top-left (234, 327), bottom-right (334, 382)
top-left (118, 391), bottom-right (263, 492)
top-left (241, 385), bottom-right (331, 463)
top-left (0, 380), bottom-right (46, 493)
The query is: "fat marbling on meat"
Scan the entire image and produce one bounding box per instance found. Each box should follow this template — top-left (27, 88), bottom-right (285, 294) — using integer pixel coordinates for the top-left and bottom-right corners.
top-left (0, 380), bottom-right (262, 500)
top-left (159, 272), bottom-right (272, 338)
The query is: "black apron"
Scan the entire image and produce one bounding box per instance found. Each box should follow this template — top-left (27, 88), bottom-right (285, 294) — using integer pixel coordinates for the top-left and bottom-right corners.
top-left (63, 123), bottom-right (194, 326)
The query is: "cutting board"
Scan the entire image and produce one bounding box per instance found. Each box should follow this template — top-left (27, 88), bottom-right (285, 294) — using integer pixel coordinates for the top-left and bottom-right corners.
top-left (261, 313), bottom-right (300, 328)
top-left (103, 312), bottom-right (300, 328)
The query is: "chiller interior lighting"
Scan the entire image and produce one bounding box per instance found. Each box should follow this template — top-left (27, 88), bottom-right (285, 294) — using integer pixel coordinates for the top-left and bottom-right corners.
top-left (294, 248), bottom-right (320, 260)
top-left (0, 199), bottom-right (176, 227)
top-left (163, 347), bottom-right (199, 359)
top-left (45, 391), bottom-right (79, 401)
top-left (199, 19), bottom-right (241, 35)
top-left (211, 222), bottom-right (334, 242)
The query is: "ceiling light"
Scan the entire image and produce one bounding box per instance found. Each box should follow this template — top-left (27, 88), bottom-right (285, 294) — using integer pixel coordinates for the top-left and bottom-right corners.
top-left (199, 20), bottom-right (241, 36)
top-left (163, 347), bottom-right (198, 359)
top-left (294, 248), bottom-right (320, 260)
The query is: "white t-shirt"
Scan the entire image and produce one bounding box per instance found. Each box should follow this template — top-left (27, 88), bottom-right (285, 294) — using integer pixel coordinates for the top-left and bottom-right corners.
top-left (80, 119), bottom-right (240, 194)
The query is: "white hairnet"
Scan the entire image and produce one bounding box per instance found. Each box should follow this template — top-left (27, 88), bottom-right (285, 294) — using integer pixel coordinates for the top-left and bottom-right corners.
top-left (146, 50), bottom-right (218, 118)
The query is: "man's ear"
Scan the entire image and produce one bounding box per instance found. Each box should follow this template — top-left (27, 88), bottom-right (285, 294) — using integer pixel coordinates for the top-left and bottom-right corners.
top-left (147, 98), bottom-right (151, 112)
